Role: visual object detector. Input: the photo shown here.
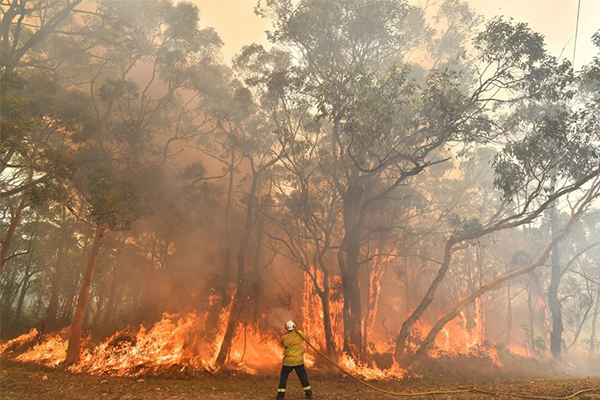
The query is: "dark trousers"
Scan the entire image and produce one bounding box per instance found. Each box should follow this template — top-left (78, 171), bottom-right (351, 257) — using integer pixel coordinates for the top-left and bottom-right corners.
top-left (277, 364), bottom-right (312, 398)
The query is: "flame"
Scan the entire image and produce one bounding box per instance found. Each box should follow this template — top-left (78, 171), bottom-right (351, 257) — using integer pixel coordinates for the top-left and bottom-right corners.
top-left (537, 296), bottom-right (551, 342)
top-left (16, 331), bottom-right (69, 367)
top-left (0, 328), bottom-right (38, 355)
top-left (301, 268), bottom-right (406, 379)
top-left (2, 264), bottom-right (527, 377)
top-left (6, 311), bottom-right (284, 377)
top-left (341, 354), bottom-right (405, 380)
top-left (508, 343), bottom-right (530, 357)
top-left (413, 316), bottom-right (502, 367)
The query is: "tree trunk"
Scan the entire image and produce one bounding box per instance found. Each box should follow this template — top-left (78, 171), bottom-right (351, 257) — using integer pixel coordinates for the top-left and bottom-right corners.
top-left (203, 150), bottom-right (237, 347)
top-left (14, 263), bottom-right (32, 322)
top-left (214, 239), bottom-right (249, 366)
top-left (215, 168), bottom-right (258, 366)
top-left (339, 191), bottom-right (365, 359)
top-left (506, 285), bottom-right (512, 345)
top-left (41, 209), bottom-right (69, 333)
top-left (320, 284), bottom-right (336, 358)
top-left (1, 269), bottom-right (18, 317)
top-left (41, 250), bottom-right (66, 333)
top-left (59, 282), bottom-right (77, 327)
top-left (394, 239), bottom-right (455, 362)
top-left (0, 193), bottom-right (27, 273)
top-left (548, 202), bottom-right (563, 359)
top-left (474, 245), bottom-right (485, 344)
top-left (363, 245), bottom-right (385, 354)
top-left (103, 262), bottom-right (120, 330)
top-left (526, 283), bottom-right (536, 351)
top-left (65, 226), bottom-right (105, 365)
top-left (15, 217), bottom-right (38, 322)
top-left (409, 211), bottom-right (577, 365)
top-left (589, 289), bottom-right (600, 356)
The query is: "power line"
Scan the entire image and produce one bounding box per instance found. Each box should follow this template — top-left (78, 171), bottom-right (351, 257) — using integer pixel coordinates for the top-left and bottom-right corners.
top-left (572, 0), bottom-right (582, 66)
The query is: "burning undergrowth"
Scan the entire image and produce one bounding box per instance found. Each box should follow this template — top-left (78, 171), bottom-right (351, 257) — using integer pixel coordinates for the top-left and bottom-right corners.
top-left (0, 311), bottom-right (543, 380)
top-left (0, 271), bottom-right (548, 380)
top-left (1, 312), bottom-right (286, 378)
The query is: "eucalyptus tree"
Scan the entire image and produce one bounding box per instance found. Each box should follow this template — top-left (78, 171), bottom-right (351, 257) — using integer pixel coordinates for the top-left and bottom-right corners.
top-left (0, 0), bottom-right (85, 74)
top-left (405, 31), bottom-right (600, 364)
top-left (15, 0), bottom-right (231, 364)
top-left (257, 0), bottom-right (575, 359)
top-left (213, 45), bottom-right (301, 366)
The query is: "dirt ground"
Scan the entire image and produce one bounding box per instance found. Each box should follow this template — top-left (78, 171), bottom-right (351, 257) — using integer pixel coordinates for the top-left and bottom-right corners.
top-left (2, 360), bottom-right (600, 400)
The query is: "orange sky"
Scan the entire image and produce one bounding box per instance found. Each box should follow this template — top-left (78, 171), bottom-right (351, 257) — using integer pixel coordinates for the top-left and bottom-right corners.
top-left (191, 0), bottom-right (599, 70)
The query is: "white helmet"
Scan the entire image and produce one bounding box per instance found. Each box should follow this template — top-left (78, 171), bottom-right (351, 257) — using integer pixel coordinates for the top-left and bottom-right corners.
top-left (285, 320), bottom-right (296, 331)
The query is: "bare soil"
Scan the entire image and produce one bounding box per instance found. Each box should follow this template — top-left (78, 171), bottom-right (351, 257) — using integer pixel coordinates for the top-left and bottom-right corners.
top-left (2, 360), bottom-right (600, 400)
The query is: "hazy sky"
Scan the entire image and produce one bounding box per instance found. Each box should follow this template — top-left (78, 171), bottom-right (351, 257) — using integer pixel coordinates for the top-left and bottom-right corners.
top-left (192, 0), bottom-right (599, 70)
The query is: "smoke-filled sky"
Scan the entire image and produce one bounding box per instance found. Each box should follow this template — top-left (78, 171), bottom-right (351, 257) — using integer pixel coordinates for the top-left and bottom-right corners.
top-left (193, 0), bottom-right (599, 70)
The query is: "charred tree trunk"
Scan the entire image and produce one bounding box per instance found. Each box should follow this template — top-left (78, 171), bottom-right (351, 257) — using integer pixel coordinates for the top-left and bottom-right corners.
top-left (315, 250), bottom-right (336, 359)
top-left (65, 226), bottom-right (105, 365)
top-left (320, 285), bottom-right (335, 358)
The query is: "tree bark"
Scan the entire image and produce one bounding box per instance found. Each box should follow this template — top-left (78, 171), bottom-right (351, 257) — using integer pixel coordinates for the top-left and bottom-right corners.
top-left (548, 201), bottom-right (563, 359)
top-left (65, 225), bottom-right (105, 365)
top-left (339, 190), bottom-right (366, 359)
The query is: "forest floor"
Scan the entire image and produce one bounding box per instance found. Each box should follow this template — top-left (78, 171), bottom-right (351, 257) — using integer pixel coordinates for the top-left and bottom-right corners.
top-left (2, 360), bottom-right (600, 400)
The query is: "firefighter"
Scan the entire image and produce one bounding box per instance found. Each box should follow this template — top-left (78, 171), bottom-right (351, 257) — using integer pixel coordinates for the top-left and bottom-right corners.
top-left (276, 320), bottom-right (313, 400)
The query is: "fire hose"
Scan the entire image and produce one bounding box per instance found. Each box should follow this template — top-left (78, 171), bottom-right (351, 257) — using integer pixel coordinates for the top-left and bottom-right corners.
top-left (295, 331), bottom-right (600, 399)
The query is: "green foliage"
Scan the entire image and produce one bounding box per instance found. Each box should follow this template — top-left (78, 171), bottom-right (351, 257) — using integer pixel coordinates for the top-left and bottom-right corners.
top-left (85, 168), bottom-right (145, 231)
top-left (474, 17), bottom-right (546, 67)
top-left (448, 215), bottom-right (483, 236)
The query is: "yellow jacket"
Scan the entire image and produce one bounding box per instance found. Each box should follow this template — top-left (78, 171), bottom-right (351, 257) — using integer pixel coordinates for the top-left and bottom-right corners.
top-left (281, 329), bottom-right (305, 366)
